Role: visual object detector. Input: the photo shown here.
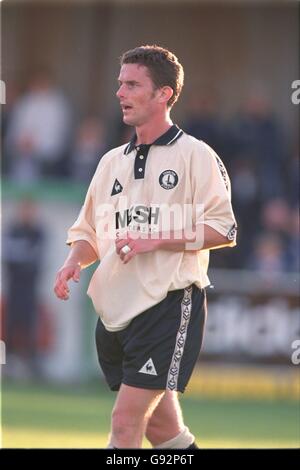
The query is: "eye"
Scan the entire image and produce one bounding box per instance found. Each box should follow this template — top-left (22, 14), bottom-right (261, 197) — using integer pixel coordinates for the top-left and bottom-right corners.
top-left (128, 82), bottom-right (139, 89)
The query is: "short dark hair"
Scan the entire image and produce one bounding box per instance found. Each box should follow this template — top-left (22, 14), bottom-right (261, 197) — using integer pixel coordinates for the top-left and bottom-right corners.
top-left (120, 45), bottom-right (184, 108)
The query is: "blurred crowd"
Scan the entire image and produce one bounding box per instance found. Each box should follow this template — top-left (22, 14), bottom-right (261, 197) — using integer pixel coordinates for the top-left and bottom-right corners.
top-left (184, 92), bottom-right (299, 275)
top-left (2, 70), bottom-right (299, 277)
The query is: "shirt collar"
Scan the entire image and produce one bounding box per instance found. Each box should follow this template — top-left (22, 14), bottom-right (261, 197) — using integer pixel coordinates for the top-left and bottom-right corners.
top-left (124, 124), bottom-right (184, 155)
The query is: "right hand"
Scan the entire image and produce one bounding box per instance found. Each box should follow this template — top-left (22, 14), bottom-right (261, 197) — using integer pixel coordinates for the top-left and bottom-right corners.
top-left (54, 263), bottom-right (81, 300)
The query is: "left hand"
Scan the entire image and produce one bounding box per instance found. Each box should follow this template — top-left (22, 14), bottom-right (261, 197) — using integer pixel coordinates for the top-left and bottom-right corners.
top-left (115, 232), bottom-right (160, 264)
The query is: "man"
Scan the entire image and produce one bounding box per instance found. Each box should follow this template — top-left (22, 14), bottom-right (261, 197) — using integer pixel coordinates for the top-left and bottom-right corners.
top-left (5, 68), bottom-right (72, 182)
top-left (4, 198), bottom-right (45, 378)
top-left (54, 45), bottom-right (237, 449)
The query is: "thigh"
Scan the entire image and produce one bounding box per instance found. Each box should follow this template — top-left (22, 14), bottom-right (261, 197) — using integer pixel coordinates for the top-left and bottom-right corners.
top-left (146, 391), bottom-right (184, 444)
top-left (149, 390), bottom-right (183, 427)
top-left (113, 383), bottom-right (164, 420)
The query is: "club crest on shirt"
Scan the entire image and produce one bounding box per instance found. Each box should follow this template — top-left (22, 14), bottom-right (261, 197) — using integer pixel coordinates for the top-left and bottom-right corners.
top-left (159, 170), bottom-right (178, 190)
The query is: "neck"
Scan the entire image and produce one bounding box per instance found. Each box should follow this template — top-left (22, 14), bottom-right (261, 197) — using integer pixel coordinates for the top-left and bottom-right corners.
top-left (135, 115), bottom-right (173, 145)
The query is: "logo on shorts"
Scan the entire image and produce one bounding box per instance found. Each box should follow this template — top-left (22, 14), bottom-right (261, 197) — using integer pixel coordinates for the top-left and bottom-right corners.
top-left (159, 170), bottom-right (178, 190)
top-left (139, 358), bottom-right (157, 376)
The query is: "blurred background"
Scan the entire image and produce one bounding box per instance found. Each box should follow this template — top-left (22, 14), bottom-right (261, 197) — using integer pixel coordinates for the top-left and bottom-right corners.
top-left (1, 0), bottom-right (299, 448)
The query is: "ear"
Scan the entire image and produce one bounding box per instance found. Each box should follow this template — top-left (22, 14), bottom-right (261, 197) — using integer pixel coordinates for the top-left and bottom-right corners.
top-left (158, 86), bottom-right (173, 105)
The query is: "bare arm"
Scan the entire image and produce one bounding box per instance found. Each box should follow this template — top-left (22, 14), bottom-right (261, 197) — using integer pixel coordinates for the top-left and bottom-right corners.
top-left (54, 240), bottom-right (98, 300)
top-left (115, 225), bottom-right (232, 264)
top-left (157, 225), bottom-right (232, 252)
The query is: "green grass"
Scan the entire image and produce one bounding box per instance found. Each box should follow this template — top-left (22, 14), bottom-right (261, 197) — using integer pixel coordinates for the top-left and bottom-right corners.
top-left (1, 380), bottom-right (299, 448)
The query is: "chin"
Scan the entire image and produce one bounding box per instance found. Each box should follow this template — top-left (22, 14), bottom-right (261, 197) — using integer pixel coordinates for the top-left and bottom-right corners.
top-left (123, 117), bottom-right (137, 126)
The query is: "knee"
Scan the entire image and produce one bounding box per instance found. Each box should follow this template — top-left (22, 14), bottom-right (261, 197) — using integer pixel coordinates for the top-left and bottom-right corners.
top-left (111, 408), bottom-right (140, 441)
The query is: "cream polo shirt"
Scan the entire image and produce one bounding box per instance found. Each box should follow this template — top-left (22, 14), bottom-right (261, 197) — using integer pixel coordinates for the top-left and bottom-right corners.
top-left (67, 125), bottom-right (237, 331)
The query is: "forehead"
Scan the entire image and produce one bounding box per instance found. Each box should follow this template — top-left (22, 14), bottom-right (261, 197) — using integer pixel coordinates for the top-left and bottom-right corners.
top-left (118, 63), bottom-right (152, 84)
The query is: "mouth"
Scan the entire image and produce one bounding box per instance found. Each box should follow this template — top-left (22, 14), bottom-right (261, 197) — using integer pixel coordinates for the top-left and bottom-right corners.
top-left (121, 104), bottom-right (133, 112)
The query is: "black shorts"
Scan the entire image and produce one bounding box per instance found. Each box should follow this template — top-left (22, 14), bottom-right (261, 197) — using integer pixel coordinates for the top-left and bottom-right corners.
top-left (95, 284), bottom-right (207, 393)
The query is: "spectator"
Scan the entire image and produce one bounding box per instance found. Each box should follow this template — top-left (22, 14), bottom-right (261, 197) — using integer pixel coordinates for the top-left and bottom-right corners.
top-left (247, 232), bottom-right (287, 275)
top-left (184, 91), bottom-right (224, 155)
top-left (1, 80), bottom-right (21, 175)
top-left (286, 206), bottom-right (300, 273)
top-left (284, 148), bottom-right (299, 207)
top-left (3, 198), bottom-right (45, 378)
top-left (70, 116), bottom-right (107, 183)
top-left (231, 159), bottom-right (260, 242)
top-left (4, 67), bottom-right (72, 183)
top-left (228, 92), bottom-right (287, 201)
top-left (260, 198), bottom-right (291, 240)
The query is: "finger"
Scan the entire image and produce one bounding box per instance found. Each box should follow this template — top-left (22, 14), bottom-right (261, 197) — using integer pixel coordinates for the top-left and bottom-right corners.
top-left (57, 275), bottom-right (69, 292)
top-left (122, 249), bottom-right (136, 264)
top-left (115, 236), bottom-right (129, 247)
top-left (57, 286), bottom-right (69, 300)
top-left (115, 238), bottom-right (123, 254)
top-left (116, 238), bottom-right (131, 255)
top-left (72, 265), bottom-right (81, 283)
top-left (115, 242), bottom-right (123, 255)
top-left (55, 279), bottom-right (70, 297)
top-left (55, 273), bottom-right (71, 296)
top-left (122, 252), bottom-right (133, 264)
top-left (119, 241), bottom-right (134, 260)
top-left (54, 270), bottom-right (73, 300)
top-left (54, 285), bottom-right (69, 300)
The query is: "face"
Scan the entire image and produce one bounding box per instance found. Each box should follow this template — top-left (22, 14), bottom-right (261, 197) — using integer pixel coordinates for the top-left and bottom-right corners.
top-left (116, 63), bottom-right (161, 127)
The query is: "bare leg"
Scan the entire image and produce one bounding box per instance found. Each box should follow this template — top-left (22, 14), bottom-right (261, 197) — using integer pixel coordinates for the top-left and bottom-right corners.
top-left (146, 390), bottom-right (195, 448)
top-left (146, 390), bottom-right (184, 445)
top-left (109, 384), bottom-right (164, 448)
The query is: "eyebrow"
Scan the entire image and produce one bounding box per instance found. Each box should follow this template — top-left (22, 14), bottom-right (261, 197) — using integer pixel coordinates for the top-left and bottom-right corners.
top-left (118, 79), bottom-right (139, 86)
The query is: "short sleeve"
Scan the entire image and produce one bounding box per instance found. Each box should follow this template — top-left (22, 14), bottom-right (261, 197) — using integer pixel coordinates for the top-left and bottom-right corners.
top-left (191, 141), bottom-right (237, 246)
top-left (66, 177), bottom-right (99, 257)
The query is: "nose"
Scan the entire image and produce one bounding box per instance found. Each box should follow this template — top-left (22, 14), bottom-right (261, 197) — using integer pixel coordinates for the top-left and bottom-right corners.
top-left (116, 84), bottom-right (125, 100)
